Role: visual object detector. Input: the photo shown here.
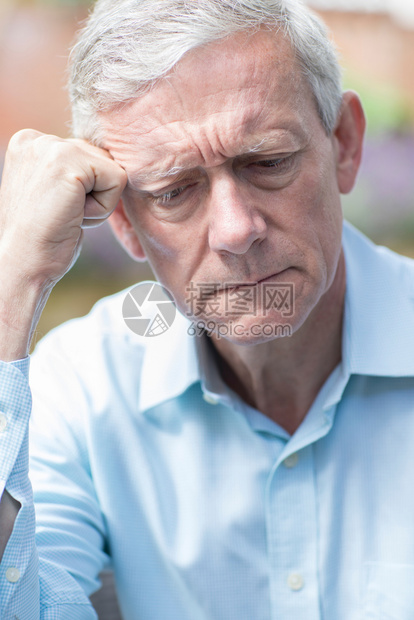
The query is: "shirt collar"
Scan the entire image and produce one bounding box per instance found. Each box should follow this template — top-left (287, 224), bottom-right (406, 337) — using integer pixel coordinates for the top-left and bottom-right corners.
top-left (343, 220), bottom-right (414, 376)
top-left (138, 310), bottom-right (200, 412)
top-left (138, 221), bottom-right (414, 412)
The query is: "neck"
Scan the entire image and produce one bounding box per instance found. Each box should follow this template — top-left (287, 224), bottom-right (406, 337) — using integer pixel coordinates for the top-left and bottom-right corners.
top-left (210, 252), bottom-right (346, 435)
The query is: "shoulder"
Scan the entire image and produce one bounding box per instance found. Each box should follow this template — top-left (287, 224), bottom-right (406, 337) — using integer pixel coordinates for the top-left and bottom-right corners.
top-left (343, 221), bottom-right (414, 297)
top-left (33, 286), bottom-right (144, 363)
top-left (342, 221), bottom-right (414, 377)
top-left (30, 287), bottom-right (148, 404)
top-left (31, 284), bottom-right (195, 410)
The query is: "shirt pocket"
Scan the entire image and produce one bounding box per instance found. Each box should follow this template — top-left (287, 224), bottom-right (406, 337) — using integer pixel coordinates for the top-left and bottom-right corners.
top-left (364, 562), bottom-right (414, 619)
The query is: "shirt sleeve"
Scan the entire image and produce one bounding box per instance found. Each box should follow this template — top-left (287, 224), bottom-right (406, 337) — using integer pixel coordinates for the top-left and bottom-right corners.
top-left (0, 353), bottom-right (106, 619)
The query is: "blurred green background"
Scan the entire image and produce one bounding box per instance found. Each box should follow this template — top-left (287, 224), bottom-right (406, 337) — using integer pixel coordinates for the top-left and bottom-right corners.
top-left (1, 0), bottom-right (414, 345)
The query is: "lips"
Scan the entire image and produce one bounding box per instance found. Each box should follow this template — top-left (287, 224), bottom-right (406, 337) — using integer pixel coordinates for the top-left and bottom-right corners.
top-left (216, 269), bottom-right (289, 291)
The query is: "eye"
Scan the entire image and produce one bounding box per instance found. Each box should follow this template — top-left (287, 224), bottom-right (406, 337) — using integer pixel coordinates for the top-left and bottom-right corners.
top-left (155, 185), bottom-right (189, 204)
top-left (242, 153), bottom-right (299, 190)
top-left (252, 156), bottom-right (292, 170)
top-left (257, 159), bottom-right (283, 167)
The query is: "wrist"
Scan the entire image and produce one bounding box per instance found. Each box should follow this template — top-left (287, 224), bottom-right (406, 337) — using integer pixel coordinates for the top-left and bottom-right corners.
top-left (0, 269), bottom-right (53, 362)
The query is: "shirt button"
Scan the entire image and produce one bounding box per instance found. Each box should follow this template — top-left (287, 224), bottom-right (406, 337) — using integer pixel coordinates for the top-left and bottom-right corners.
top-left (202, 393), bottom-right (219, 405)
top-left (0, 413), bottom-right (8, 433)
top-left (6, 567), bottom-right (20, 583)
top-left (287, 573), bottom-right (304, 591)
top-left (283, 452), bottom-right (299, 468)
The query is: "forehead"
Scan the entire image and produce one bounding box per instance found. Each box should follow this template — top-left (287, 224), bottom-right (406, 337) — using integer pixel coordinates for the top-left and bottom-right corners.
top-left (100, 29), bottom-right (319, 183)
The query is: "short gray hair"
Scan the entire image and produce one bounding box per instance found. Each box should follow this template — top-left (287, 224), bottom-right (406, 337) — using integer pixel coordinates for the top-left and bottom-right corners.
top-left (69, 0), bottom-right (343, 143)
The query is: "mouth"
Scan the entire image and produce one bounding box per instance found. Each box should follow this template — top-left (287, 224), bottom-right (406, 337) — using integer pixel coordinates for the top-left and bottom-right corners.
top-left (216, 269), bottom-right (290, 293)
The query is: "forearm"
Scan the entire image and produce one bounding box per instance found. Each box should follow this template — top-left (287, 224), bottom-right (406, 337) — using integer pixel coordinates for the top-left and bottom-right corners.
top-left (0, 261), bottom-right (53, 362)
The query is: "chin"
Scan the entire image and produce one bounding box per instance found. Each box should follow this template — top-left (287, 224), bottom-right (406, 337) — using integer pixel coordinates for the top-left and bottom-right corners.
top-left (219, 329), bottom-right (293, 347)
top-left (204, 312), bottom-right (302, 347)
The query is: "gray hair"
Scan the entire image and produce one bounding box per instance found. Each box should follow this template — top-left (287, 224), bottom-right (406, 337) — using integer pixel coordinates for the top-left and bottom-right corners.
top-left (68, 0), bottom-right (343, 143)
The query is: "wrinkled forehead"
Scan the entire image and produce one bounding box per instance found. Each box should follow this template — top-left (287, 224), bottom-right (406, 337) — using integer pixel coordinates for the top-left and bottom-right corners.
top-left (99, 29), bottom-right (318, 177)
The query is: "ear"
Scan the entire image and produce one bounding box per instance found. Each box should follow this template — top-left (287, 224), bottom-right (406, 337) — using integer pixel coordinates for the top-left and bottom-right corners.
top-left (108, 199), bottom-right (147, 262)
top-left (333, 91), bottom-right (366, 195)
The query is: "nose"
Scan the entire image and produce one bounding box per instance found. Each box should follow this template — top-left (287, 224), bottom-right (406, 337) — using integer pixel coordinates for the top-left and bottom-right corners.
top-left (207, 174), bottom-right (267, 254)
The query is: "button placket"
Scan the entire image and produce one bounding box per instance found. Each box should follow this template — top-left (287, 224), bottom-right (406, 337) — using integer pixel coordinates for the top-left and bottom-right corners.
top-left (266, 445), bottom-right (320, 619)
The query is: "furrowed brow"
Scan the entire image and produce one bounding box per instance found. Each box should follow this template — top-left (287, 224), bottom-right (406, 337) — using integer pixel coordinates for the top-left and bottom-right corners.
top-left (128, 130), bottom-right (303, 189)
top-left (131, 165), bottom-right (188, 185)
top-left (243, 130), bottom-right (303, 154)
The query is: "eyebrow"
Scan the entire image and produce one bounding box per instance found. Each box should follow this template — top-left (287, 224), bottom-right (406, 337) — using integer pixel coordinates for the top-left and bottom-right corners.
top-left (129, 131), bottom-right (303, 187)
top-left (136, 165), bottom-right (189, 183)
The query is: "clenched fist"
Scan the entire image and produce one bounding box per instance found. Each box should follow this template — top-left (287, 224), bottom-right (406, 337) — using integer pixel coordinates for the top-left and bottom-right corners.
top-left (0, 130), bottom-right (128, 360)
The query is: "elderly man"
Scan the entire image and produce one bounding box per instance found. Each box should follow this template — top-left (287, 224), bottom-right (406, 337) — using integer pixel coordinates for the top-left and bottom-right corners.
top-left (0, 0), bottom-right (414, 618)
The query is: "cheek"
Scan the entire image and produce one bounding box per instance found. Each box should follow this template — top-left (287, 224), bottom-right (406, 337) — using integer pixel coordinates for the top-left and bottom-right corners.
top-left (129, 214), bottom-right (206, 294)
top-left (293, 157), bottom-right (343, 240)
top-left (280, 167), bottom-right (342, 288)
top-left (139, 228), bottom-right (177, 263)
top-left (123, 196), bottom-right (175, 261)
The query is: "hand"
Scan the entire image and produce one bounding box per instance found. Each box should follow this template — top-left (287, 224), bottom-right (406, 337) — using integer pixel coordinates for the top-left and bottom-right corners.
top-left (0, 129), bottom-right (128, 360)
top-left (0, 129), bottom-right (127, 284)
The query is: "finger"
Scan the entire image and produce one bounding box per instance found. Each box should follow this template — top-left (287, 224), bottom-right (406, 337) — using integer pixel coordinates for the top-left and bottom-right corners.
top-left (80, 160), bottom-right (127, 219)
top-left (81, 218), bottom-right (107, 230)
top-left (82, 193), bottom-right (115, 221)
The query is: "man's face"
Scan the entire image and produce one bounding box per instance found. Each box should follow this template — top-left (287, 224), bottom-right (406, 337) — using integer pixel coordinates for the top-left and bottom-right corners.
top-left (103, 29), bottom-right (350, 343)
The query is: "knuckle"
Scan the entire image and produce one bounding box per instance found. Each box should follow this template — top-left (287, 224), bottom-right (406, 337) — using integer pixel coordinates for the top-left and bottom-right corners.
top-left (7, 131), bottom-right (72, 169)
top-left (41, 139), bottom-right (82, 171)
top-left (45, 140), bottom-right (69, 160)
top-left (7, 128), bottom-right (42, 150)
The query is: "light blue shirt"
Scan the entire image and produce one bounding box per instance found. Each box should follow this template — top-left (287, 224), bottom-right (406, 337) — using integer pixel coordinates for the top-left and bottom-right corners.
top-left (1, 221), bottom-right (414, 619)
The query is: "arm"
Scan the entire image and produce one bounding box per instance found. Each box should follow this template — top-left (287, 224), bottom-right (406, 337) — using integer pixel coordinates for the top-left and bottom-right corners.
top-left (0, 356), bottom-right (105, 619)
top-left (0, 265), bottom-right (48, 566)
top-left (29, 333), bottom-right (111, 606)
top-left (0, 129), bottom-right (127, 617)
